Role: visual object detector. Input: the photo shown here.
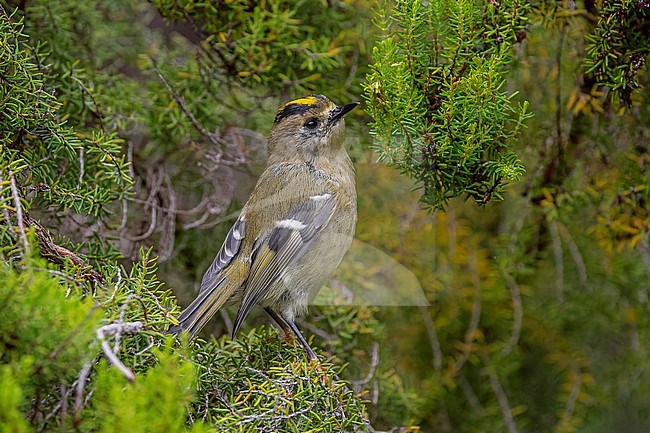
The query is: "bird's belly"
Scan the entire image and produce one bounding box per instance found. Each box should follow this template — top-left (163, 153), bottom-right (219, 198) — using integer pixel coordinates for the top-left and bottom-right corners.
top-left (261, 221), bottom-right (355, 321)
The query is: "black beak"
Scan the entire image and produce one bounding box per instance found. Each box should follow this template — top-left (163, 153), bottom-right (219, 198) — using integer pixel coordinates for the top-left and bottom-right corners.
top-left (330, 102), bottom-right (360, 123)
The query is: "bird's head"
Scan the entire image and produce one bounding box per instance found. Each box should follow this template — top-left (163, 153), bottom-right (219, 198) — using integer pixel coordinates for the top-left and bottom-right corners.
top-left (268, 94), bottom-right (359, 161)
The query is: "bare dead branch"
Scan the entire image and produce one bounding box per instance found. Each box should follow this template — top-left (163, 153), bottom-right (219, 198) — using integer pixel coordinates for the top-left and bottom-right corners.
top-left (453, 248), bottom-right (482, 375)
top-left (419, 305), bottom-right (442, 376)
top-left (352, 342), bottom-right (380, 387)
top-left (78, 147), bottom-right (85, 188)
top-left (150, 56), bottom-right (227, 151)
top-left (20, 214), bottom-right (105, 287)
top-left (2, 204), bottom-right (14, 236)
top-left (97, 321), bottom-right (144, 382)
top-left (158, 173), bottom-right (177, 262)
top-left (74, 362), bottom-right (94, 414)
top-left (487, 368), bottom-right (519, 433)
top-left (558, 221), bottom-right (589, 287)
top-left (10, 175), bottom-right (30, 252)
top-left (502, 279), bottom-right (523, 356)
top-left (459, 373), bottom-right (486, 416)
top-left (126, 166), bottom-right (164, 241)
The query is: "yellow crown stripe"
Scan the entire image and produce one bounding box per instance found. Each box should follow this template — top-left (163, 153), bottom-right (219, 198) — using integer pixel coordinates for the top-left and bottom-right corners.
top-left (280, 96), bottom-right (318, 110)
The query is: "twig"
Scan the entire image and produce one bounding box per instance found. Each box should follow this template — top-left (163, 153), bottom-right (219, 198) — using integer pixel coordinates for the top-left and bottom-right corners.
top-left (352, 342), bottom-right (379, 386)
top-left (74, 362), bottom-right (94, 413)
top-left (119, 294), bottom-right (149, 327)
top-left (20, 214), bottom-right (105, 287)
top-left (158, 173), bottom-right (177, 262)
top-left (119, 198), bottom-right (129, 231)
top-left (351, 342), bottom-right (380, 404)
top-left (297, 318), bottom-right (337, 343)
top-left (501, 204), bottom-right (528, 356)
top-left (31, 267), bottom-right (82, 286)
top-left (127, 205), bottom-right (157, 241)
top-left (502, 278), bottom-right (523, 356)
top-left (555, 14), bottom-right (567, 166)
top-left (2, 185), bottom-right (15, 236)
top-left (100, 338), bottom-right (135, 382)
top-left (78, 147), bottom-right (85, 187)
top-left (234, 389), bottom-right (318, 427)
top-left (150, 56), bottom-right (226, 150)
top-left (638, 239), bottom-right (650, 303)
top-left (118, 139), bottom-right (135, 232)
top-left (116, 295), bottom-right (140, 353)
top-left (561, 365), bottom-right (582, 428)
top-left (133, 336), bottom-right (156, 357)
top-left (30, 305), bottom-right (99, 419)
top-left (2, 207), bottom-right (14, 240)
top-left (548, 219), bottom-right (564, 303)
top-left (38, 384), bottom-right (74, 432)
top-left (487, 368), bottom-right (519, 433)
top-left (419, 305), bottom-right (442, 376)
top-left (70, 75), bottom-right (106, 132)
top-left (459, 373), bottom-right (486, 416)
top-left (182, 208), bottom-right (238, 230)
top-left (558, 221), bottom-right (588, 287)
top-left (10, 175), bottom-right (29, 252)
top-left (453, 248), bottom-right (482, 375)
top-left (97, 322), bottom-right (144, 382)
top-left (126, 166), bottom-right (164, 241)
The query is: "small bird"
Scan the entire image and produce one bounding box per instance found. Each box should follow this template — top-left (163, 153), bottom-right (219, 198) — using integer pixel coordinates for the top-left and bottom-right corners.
top-left (171, 94), bottom-right (358, 361)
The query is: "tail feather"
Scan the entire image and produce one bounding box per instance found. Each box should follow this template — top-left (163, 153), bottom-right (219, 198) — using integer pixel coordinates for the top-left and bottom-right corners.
top-left (169, 276), bottom-right (239, 339)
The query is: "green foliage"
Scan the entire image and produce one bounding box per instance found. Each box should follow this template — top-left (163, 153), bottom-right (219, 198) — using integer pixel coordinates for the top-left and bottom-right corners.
top-left (189, 328), bottom-right (368, 432)
top-left (0, 254), bottom-right (99, 393)
top-left (0, 238), bottom-right (373, 432)
top-left (152, 0), bottom-right (371, 98)
top-left (0, 237), bottom-right (190, 432)
top-left (0, 6), bottom-right (132, 218)
top-left (584, 0), bottom-right (650, 107)
top-left (92, 249), bottom-right (182, 374)
top-left (370, 2), bottom-right (649, 430)
top-left (0, 364), bottom-right (30, 433)
top-left (89, 349), bottom-right (205, 433)
top-left (364, 0), bottom-right (532, 209)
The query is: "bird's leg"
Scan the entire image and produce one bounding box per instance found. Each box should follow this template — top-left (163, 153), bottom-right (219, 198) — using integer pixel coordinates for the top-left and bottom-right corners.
top-left (286, 319), bottom-right (319, 362)
top-left (264, 307), bottom-right (293, 336)
top-left (264, 308), bottom-right (319, 362)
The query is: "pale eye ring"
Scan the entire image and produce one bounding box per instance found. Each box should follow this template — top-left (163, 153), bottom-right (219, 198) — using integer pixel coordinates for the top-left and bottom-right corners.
top-left (304, 118), bottom-right (318, 129)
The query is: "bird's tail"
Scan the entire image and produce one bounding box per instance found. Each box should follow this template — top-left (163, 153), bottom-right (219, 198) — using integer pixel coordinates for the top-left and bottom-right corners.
top-left (168, 276), bottom-right (239, 339)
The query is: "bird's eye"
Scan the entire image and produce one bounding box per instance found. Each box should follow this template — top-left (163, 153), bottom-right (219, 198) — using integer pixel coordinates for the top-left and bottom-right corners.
top-left (304, 118), bottom-right (319, 130)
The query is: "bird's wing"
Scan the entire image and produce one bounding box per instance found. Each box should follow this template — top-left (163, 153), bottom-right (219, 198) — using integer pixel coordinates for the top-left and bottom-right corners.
top-left (199, 217), bottom-right (246, 295)
top-left (231, 191), bottom-right (337, 336)
top-left (172, 217), bottom-right (247, 337)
